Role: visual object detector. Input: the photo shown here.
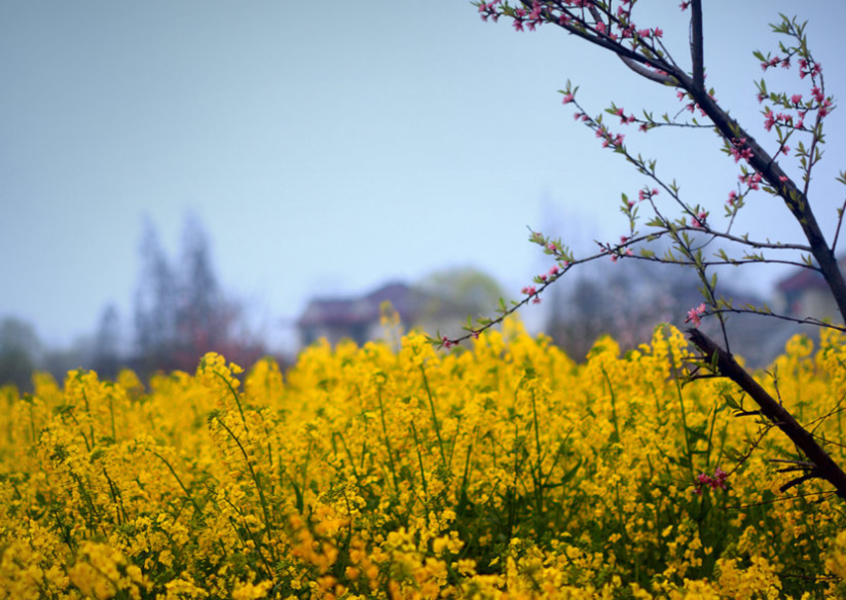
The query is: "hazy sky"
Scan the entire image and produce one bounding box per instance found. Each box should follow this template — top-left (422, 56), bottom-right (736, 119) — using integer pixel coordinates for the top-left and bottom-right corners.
top-left (2, 1), bottom-right (845, 351)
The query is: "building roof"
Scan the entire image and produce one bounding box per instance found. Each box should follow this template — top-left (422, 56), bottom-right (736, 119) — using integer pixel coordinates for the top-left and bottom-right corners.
top-left (776, 267), bottom-right (827, 293)
top-left (296, 282), bottom-right (430, 328)
top-left (775, 254), bottom-right (846, 293)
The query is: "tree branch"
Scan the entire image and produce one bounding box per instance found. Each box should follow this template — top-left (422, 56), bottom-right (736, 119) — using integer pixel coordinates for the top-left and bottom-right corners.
top-left (679, 77), bottom-right (846, 322)
top-left (688, 328), bottom-right (846, 499)
top-left (690, 0), bottom-right (705, 95)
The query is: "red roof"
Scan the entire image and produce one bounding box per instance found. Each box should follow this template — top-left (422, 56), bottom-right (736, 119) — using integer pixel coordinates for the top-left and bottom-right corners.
top-left (776, 267), bottom-right (827, 293)
top-left (297, 282), bottom-right (430, 328)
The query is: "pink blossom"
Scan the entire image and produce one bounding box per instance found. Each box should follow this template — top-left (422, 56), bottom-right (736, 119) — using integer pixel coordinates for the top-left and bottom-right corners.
top-left (730, 138), bottom-right (753, 163)
top-left (820, 99), bottom-right (832, 117)
top-left (652, 27), bottom-right (663, 38)
top-left (442, 336), bottom-right (456, 349)
top-left (532, 296), bottom-right (542, 304)
top-left (686, 303), bottom-right (706, 327)
top-left (740, 172), bottom-right (762, 190)
top-left (549, 265), bottom-right (560, 276)
top-left (713, 467), bottom-right (728, 489)
top-left (791, 94), bottom-right (802, 105)
top-left (562, 93), bottom-right (574, 104)
top-left (779, 175), bottom-right (789, 182)
top-left (727, 191), bottom-right (737, 206)
top-left (763, 108), bottom-right (776, 132)
top-left (547, 242), bottom-right (557, 252)
top-left (528, 2), bottom-right (542, 20)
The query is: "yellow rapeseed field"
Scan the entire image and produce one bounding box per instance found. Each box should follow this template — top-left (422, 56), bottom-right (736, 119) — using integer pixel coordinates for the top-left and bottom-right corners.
top-left (1, 318), bottom-right (846, 599)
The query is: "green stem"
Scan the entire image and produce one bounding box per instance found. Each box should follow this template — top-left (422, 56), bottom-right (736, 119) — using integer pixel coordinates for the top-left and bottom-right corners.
top-left (215, 416), bottom-right (273, 532)
top-left (376, 386), bottom-right (399, 492)
top-left (420, 366), bottom-right (447, 466)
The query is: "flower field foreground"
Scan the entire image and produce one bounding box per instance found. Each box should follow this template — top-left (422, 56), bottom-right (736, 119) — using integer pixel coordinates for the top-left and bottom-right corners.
top-left (2, 320), bottom-right (846, 599)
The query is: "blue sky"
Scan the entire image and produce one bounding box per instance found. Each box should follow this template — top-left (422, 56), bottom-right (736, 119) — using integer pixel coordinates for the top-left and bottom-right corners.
top-left (2, 1), bottom-right (845, 352)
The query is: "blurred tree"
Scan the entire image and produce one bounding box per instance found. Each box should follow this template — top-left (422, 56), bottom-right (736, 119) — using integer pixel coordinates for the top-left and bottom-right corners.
top-left (416, 266), bottom-right (504, 316)
top-left (42, 336), bottom-right (95, 385)
top-left (133, 214), bottom-right (266, 377)
top-left (92, 303), bottom-right (122, 380)
top-left (0, 317), bottom-right (42, 391)
top-left (413, 267), bottom-right (505, 340)
top-left (546, 259), bottom-right (701, 360)
top-left (134, 217), bottom-right (178, 374)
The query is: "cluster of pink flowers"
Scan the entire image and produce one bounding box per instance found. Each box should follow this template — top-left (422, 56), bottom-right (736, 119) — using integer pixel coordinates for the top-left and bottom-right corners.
top-left (638, 187), bottom-right (659, 202)
top-left (729, 137), bottom-right (753, 163)
top-left (521, 284), bottom-right (541, 304)
top-left (510, 1), bottom-right (546, 32)
top-left (763, 107), bottom-right (803, 132)
top-left (727, 190), bottom-right (738, 206)
top-left (477, 0), bottom-right (670, 54)
top-left (477, 0), bottom-right (502, 22)
top-left (694, 467), bottom-right (728, 495)
top-left (760, 55), bottom-right (790, 71)
top-left (610, 248), bottom-right (633, 263)
top-left (601, 238), bottom-right (634, 264)
top-left (595, 125), bottom-right (625, 149)
top-left (676, 90), bottom-right (706, 117)
top-left (811, 86), bottom-right (832, 117)
top-left (685, 303), bottom-right (706, 327)
top-left (537, 264), bottom-right (561, 283)
top-left (441, 336), bottom-right (457, 349)
top-left (613, 106), bottom-right (637, 125)
top-left (690, 211), bottom-right (707, 229)
top-left (798, 58), bottom-right (822, 80)
top-left (739, 171), bottom-right (762, 191)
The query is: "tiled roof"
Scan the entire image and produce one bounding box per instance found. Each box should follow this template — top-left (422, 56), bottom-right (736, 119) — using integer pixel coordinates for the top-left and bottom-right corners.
top-left (297, 282), bottom-right (430, 328)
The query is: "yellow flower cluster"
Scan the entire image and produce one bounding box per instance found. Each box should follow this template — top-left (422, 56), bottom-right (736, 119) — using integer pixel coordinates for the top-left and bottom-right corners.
top-left (0, 319), bottom-right (845, 599)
